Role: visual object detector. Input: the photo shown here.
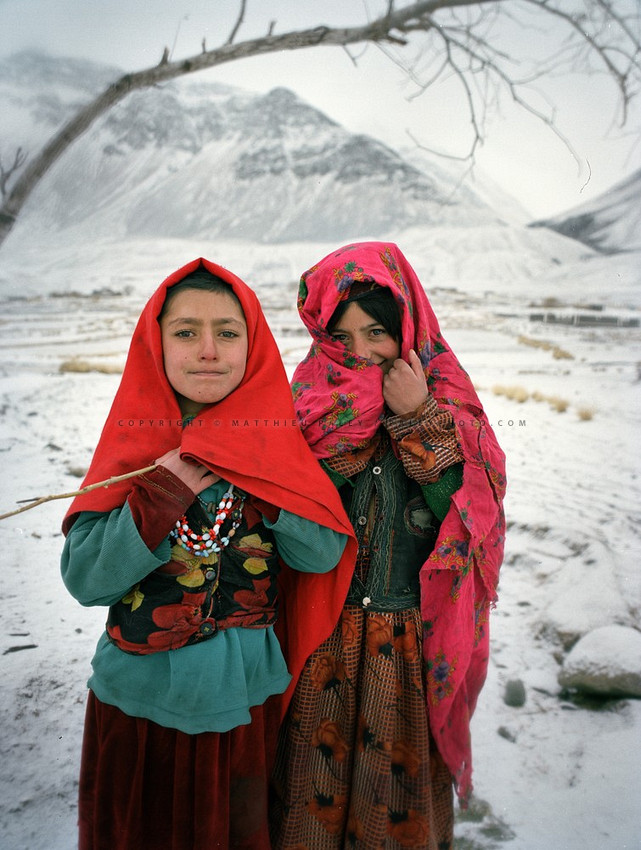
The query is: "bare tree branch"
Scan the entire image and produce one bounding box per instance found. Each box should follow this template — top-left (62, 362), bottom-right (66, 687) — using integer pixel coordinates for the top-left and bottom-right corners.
top-left (381, 1), bottom-right (636, 167)
top-left (0, 465), bottom-right (158, 521)
top-left (0, 147), bottom-right (28, 199)
top-left (227, 0), bottom-right (248, 46)
top-left (522, 0), bottom-right (636, 123)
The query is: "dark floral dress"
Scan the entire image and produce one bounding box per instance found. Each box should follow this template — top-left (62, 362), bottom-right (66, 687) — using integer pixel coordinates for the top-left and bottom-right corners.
top-left (270, 440), bottom-right (455, 849)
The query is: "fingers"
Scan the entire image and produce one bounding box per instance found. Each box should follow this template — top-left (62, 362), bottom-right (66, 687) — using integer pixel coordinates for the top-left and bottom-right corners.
top-left (387, 351), bottom-right (424, 381)
top-left (383, 350), bottom-right (428, 415)
top-left (154, 447), bottom-right (181, 466)
top-left (154, 448), bottom-right (220, 492)
top-left (408, 348), bottom-right (425, 379)
top-left (193, 470), bottom-right (221, 494)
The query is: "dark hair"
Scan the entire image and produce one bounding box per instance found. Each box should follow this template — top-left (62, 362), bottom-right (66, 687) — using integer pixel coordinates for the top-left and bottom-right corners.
top-left (328, 286), bottom-right (402, 342)
top-left (161, 268), bottom-right (242, 316)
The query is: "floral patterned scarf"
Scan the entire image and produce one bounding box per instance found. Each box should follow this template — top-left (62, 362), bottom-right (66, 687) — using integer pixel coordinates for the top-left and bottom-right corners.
top-left (291, 242), bottom-right (507, 800)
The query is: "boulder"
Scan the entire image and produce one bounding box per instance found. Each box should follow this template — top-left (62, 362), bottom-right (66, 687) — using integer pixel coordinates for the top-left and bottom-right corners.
top-left (503, 678), bottom-right (526, 707)
top-left (558, 625), bottom-right (641, 698)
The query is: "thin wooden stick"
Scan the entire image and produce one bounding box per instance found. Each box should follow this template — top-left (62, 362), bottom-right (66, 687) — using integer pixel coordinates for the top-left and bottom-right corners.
top-left (0, 465), bottom-right (158, 521)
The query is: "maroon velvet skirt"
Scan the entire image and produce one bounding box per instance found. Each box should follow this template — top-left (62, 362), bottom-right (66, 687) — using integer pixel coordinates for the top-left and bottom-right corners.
top-left (78, 690), bottom-right (280, 850)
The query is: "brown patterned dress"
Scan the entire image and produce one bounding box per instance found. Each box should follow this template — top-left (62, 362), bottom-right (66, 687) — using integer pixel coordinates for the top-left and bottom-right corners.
top-left (270, 434), bottom-right (456, 849)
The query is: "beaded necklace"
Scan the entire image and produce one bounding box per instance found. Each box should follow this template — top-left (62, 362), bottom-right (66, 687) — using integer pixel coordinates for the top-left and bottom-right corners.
top-left (170, 486), bottom-right (246, 557)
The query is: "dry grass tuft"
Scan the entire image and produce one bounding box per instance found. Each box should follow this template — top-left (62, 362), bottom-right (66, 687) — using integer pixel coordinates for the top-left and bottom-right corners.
top-left (504, 385), bottom-right (530, 403)
top-left (59, 359), bottom-right (123, 375)
top-left (491, 378), bottom-right (594, 418)
top-left (547, 395), bottom-right (569, 413)
top-left (576, 406), bottom-right (595, 421)
top-left (518, 335), bottom-right (553, 351)
top-left (551, 346), bottom-right (574, 360)
top-left (518, 335), bottom-right (574, 360)
top-left (492, 384), bottom-right (529, 403)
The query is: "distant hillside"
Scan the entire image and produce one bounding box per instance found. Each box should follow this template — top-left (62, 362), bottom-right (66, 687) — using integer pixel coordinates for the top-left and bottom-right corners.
top-left (529, 168), bottom-right (641, 254)
top-left (0, 50), bottom-right (505, 243)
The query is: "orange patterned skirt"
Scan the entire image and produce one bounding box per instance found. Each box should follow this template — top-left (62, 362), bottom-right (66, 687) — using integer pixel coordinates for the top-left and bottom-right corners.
top-left (270, 605), bottom-right (454, 849)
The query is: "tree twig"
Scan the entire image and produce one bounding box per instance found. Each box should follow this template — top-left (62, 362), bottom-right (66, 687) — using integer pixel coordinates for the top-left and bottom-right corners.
top-left (227, 0), bottom-right (247, 45)
top-left (0, 464), bottom-right (158, 521)
top-left (0, 147), bottom-right (28, 199)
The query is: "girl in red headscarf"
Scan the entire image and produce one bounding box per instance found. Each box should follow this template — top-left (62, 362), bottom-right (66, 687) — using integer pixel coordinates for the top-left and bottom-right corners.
top-left (270, 242), bottom-right (506, 849)
top-left (61, 258), bottom-right (356, 850)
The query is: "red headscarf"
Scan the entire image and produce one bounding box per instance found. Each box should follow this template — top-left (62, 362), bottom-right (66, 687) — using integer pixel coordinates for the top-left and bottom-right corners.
top-left (292, 242), bottom-right (506, 799)
top-left (63, 257), bottom-right (357, 705)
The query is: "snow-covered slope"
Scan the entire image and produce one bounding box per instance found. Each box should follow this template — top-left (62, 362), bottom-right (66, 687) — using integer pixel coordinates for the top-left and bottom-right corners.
top-left (529, 167), bottom-right (641, 254)
top-left (1, 233), bottom-right (640, 850)
top-left (0, 51), bottom-right (502, 244)
top-left (402, 146), bottom-right (534, 226)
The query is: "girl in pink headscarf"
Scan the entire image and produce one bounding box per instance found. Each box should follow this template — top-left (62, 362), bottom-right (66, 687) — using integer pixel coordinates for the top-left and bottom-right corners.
top-left (271, 242), bottom-right (506, 849)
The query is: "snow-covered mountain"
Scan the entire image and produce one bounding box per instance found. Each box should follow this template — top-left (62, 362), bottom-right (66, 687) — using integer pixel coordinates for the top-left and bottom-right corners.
top-left (0, 50), bottom-right (503, 243)
top-left (529, 167), bottom-right (641, 254)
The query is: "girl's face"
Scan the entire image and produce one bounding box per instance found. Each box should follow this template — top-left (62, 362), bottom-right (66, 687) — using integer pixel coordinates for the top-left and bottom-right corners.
top-left (160, 288), bottom-right (248, 416)
top-left (329, 301), bottom-right (400, 374)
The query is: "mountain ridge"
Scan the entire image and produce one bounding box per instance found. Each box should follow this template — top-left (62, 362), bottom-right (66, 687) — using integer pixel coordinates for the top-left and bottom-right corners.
top-left (1, 50), bottom-right (639, 252)
top-left (529, 167), bottom-right (641, 254)
top-left (0, 50), bottom-right (500, 243)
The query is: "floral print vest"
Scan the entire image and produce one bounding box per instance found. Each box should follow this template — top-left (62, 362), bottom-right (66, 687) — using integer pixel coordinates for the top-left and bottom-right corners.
top-left (106, 508), bottom-right (280, 655)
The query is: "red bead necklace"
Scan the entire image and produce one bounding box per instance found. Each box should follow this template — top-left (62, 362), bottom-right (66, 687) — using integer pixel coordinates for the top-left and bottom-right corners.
top-left (170, 486), bottom-right (246, 557)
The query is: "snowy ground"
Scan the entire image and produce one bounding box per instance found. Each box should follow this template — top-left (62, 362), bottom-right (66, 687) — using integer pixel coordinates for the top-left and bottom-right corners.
top-left (0, 232), bottom-right (640, 849)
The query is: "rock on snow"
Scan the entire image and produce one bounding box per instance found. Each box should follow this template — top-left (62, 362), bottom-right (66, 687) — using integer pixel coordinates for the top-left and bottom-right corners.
top-left (559, 625), bottom-right (641, 698)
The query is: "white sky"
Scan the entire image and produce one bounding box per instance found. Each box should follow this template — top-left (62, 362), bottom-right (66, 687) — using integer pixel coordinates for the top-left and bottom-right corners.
top-left (1, 0), bottom-right (640, 218)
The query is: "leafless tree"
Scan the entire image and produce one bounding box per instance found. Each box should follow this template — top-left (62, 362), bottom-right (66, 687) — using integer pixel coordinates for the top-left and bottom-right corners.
top-left (0, 0), bottom-right (639, 247)
top-left (0, 147), bottom-right (28, 201)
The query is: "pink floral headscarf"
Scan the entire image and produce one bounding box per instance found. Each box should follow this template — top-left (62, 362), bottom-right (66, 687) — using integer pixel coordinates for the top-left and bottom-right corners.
top-left (292, 241), bottom-right (507, 800)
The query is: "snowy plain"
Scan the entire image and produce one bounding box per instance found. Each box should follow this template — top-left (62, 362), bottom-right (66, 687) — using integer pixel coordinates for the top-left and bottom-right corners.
top-left (0, 221), bottom-right (640, 850)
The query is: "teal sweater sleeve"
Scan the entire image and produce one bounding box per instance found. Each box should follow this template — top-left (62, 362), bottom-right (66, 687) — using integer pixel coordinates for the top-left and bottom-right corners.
top-left (61, 507), bottom-right (171, 607)
top-left (264, 509), bottom-right (347, 572)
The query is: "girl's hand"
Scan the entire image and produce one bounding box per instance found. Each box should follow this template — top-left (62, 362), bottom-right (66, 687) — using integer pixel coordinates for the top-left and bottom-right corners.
top-left (155, 448), bottom-right (220, 495)
top-left (383, 349), bottom-right (428, 415)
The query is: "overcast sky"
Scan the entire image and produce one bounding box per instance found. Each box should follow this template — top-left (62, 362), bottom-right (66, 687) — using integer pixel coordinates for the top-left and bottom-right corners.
top-left (2, 0), bottom-right (639, 218)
